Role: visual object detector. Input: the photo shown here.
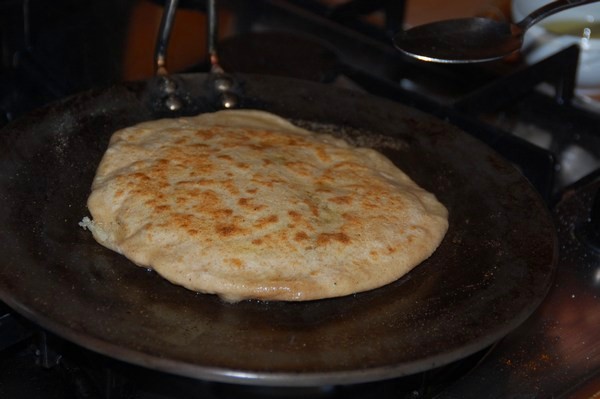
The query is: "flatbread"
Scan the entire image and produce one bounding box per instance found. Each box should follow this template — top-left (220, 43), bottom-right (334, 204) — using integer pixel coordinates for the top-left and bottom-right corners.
top-left (82, 110), bottom-right (448, 302)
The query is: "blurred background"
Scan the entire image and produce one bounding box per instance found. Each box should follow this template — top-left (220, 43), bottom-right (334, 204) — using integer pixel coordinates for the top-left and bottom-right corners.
top-left (0, 0), bottom-right (511, 124)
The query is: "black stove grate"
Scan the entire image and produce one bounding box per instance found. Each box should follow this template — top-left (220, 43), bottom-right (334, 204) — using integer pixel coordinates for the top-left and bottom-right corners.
top-left (224, 0), bottom-right (600, 198)
top-left (0, 312), bottom-right (493, 399)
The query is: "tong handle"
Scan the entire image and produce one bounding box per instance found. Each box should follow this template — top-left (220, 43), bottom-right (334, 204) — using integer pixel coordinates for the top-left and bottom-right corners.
top-left (155, 0), bottom-right (179, 76)
top-left (207, 0), bottom-right (224, 74)
top-left (154, 0), bottom-right (237, 109)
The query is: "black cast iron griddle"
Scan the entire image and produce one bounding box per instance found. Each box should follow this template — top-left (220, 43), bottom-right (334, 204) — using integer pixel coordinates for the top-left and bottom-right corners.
top-left (0, 74), bottom-right (557, 386)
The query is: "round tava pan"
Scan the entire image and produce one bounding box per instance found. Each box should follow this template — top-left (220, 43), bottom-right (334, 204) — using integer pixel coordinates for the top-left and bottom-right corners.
top-left (0, 73), bottom-right (557, 386)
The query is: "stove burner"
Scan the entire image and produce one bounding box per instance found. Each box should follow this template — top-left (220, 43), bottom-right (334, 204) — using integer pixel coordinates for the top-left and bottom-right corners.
top-left (0, 315), bottom-right (493, 399)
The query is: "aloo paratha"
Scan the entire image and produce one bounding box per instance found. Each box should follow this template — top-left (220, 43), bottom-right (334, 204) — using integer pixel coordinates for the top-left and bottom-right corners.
top-left (82, 110), bottom-right (448, 302)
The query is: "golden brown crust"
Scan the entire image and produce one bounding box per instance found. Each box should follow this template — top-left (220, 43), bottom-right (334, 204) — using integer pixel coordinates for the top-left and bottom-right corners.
top-left (85, 110), bottom-right (448, 302)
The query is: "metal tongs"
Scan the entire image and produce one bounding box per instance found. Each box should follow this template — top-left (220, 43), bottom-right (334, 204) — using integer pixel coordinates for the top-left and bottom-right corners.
top-left (154, 0), bottom-right (239, 111)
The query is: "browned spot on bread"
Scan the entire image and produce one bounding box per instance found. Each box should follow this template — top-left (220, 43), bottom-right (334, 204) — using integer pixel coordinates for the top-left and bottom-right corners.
top-left (279, 230), bottom-right (289, 241)
top-left (216, 224), bottom-right (243, 237)
top-left (342, 212), bottom-right (359, 222)
top-left (237, 197), bottom-right (266, 211)
top-left (229, 258), bottom-right (244, 268)
top-left (195, 179), bottom-right (216, 186)
top-left (254, 214), bottom-right (279, 228)
top-left (328, 195), bottom-right (353, 205)
top-left (172, 214), bottom-right (194, 229)
top-left (294, 231), bottom-right (309, 241)
top-left (195, 130), bottom-right (217, 140)
top-left (288, 210), bottom-right (302, 221)
top-left (387, 246), bottom-right (397, 254)
top-left (176, 180), bottom-right (194, 187)
top-left (333, 161), bottom-right (363, 169)
top-left (250, 177), bottom-right (270, 187)
top-left (302, 199), bottom-right (320, 217)
top-left (213, 208), bottom-right (233, 217)
top-left (186, 188), bottom-right (201, 197)
top-left (249, 143), bottom-right (274, 151)
top-left (238, 198), bottom-right (250, 207)
top-left (163, 147), bottom-right (215, 175)
top-left (131, 172), bottom-right (150, 181)
top-left (188, 229), bottom-right (199, 236)
top-left (286, 210), bottom-right (316, 232)
top-left (361, 198), bottom-right (382, 209)
top-left (246, 188), bottom-right (258, 194)
top-left (252, 238), bottom-right (263, 245)
top-left (217, 154), bottom-right (233, 161)
top-left (284, 161), bottom-right (313, 176)
top-left (197, 190), bottom-right (221, 208)
top-left (152, 159), bottom-right (169, 173)
top-left (222, 180), bottom-right (240, 195)
top-left (316, 147), bottom-right (330, 162)
top-left (317, 232), bottom-right (351, 246)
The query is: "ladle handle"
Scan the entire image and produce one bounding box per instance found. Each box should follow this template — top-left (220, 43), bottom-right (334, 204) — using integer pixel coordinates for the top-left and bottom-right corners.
top-left (517, 0), bottom-right (599, 31)
top-left (154, 0), bottom-right (179, 76)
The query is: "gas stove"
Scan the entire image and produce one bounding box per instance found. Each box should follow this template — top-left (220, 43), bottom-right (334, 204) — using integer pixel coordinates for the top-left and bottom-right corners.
top-left (1, 1), bottom-right (599, 398)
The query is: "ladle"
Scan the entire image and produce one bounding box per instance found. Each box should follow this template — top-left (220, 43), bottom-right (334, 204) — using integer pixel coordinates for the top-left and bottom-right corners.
top-left (393, 0), bottom-right (599, 63)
